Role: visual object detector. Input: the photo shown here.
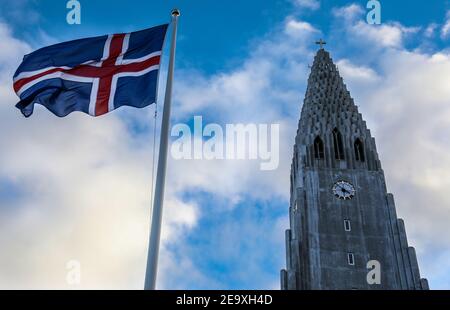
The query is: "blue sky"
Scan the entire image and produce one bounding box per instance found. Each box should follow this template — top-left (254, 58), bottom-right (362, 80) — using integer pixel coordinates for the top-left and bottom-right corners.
top-left (1, 0), bottom-right (450, 289)
top-left (5, 0), bottom-right (450, 72)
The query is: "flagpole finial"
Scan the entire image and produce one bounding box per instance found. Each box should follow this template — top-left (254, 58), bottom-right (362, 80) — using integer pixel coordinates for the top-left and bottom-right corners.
top-left (171, 8), bottom-right (180, 17)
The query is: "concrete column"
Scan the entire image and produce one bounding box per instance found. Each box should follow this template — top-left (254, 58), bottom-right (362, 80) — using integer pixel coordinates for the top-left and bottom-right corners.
top-left (386, 194), bottom-right (407, 289)
top-left (397, 219), bottom-right (415, 289)
top-left (407, 247), bottom-right (421, 289)
top-left (420, 278), bottom-right (429, 290)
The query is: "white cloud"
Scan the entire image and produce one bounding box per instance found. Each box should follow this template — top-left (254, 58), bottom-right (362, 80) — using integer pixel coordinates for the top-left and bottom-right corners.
top-left (332, 5), bottom-right (420, 49)
top-left (292, 0), bottom-right (320, 10)
top-left (442, 23), bottom-right (450, 38)
top-left (341, 51), bottom-right (450, 290)
top-left (0, 1), bottom-right (40, 25)
top-left (0, 22), bottom-right (30, 73)
top-left (0, 22), bottom-right (201, 289)
top-left (351, 21), bottom-right (406, 48)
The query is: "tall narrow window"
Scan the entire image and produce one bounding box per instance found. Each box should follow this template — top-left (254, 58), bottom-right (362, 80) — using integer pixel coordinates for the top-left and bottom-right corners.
top-left (344, 219), bottom-right (351, 232)
top-left (332, 128), bottom-right (345, 160)
top-left (313, 136), bottom-right (325, 159)
top-left (354, 138), bottom-right (365, 162)
top-left (347, 253), bottom-right (355, 266)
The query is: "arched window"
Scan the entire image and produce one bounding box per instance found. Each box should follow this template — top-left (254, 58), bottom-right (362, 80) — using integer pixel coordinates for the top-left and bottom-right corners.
top-left (332, 128), bottom-right (345, 160)
top-left (354, 138), bottom-right (365, 162)
top-left (313, 136), bottom-right (325, 159)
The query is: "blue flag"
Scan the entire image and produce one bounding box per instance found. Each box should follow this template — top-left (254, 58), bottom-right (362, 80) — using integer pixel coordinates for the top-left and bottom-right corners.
top-left (13, 24), bottom-right (168, 117)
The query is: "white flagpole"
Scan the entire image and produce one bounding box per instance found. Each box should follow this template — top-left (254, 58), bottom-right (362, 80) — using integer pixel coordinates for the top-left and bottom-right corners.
top-left (144, 8), bottom-right (180, 290)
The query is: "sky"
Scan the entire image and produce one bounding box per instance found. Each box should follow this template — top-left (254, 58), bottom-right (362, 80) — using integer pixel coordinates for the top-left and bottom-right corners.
top-left (0, 0), bottom-right (450, 289)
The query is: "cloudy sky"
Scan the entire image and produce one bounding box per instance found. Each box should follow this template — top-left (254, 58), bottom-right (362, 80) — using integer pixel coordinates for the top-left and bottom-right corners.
top-left (0, 0), bottom-right (450, 289)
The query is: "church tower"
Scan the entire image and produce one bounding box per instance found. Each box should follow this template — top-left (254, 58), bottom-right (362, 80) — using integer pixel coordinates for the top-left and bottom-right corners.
top-left (280, 44), bottom-right (429, 290)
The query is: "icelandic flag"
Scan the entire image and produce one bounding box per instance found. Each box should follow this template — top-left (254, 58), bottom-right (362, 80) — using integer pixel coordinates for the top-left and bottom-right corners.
top-left (13, 24), bottom-right (168, 117)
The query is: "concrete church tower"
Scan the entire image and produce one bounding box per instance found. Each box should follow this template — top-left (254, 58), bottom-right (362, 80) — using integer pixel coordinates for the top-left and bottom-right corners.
top-left (280, 44), bottom-right (429, 290)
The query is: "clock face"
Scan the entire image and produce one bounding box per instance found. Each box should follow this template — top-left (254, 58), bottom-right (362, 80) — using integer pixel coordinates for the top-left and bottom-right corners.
top-left (332, 181), bottom-right (356, 200)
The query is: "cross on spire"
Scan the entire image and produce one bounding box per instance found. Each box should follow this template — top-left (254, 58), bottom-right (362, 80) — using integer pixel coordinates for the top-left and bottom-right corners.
top-left (315, 39), bottom-right (326, 49)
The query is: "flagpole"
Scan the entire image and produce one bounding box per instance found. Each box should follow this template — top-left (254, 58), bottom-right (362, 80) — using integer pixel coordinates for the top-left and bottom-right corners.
top-left (144, 8), bottom-right (180, 290)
